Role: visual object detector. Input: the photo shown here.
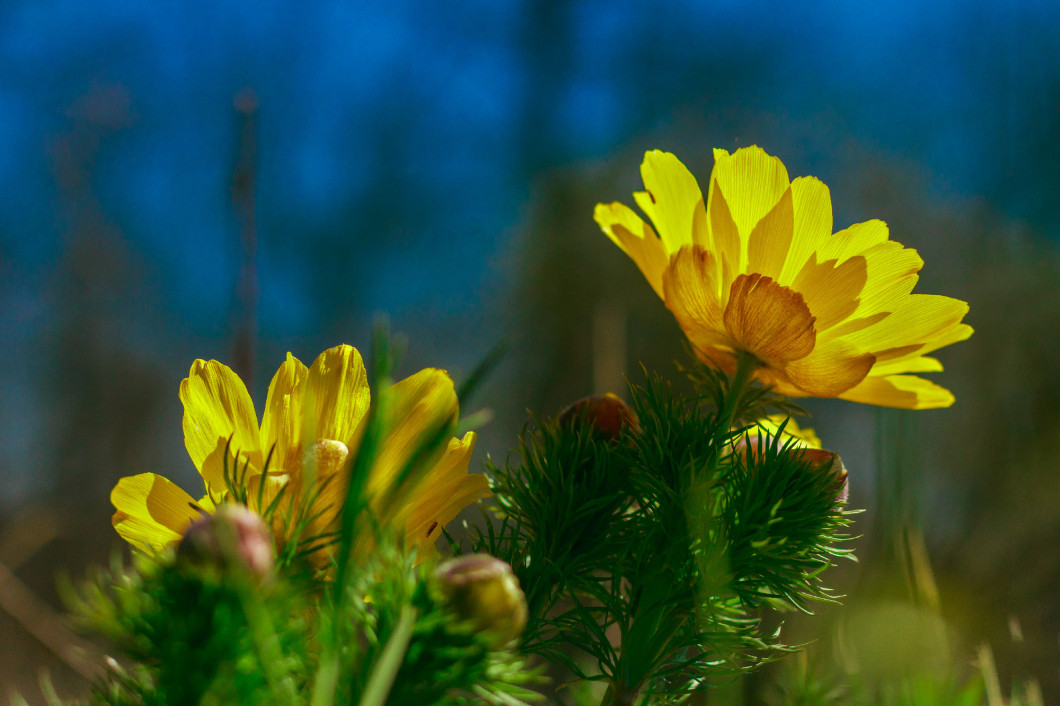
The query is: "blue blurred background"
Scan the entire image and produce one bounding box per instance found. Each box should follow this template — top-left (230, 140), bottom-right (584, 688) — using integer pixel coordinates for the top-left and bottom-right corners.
top-left (2, 1), bottom-right (1060, 703)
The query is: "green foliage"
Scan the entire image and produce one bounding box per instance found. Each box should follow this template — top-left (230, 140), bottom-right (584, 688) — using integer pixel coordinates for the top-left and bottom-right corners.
top-left (723, 425), bottom-right (854, 612)
top-left (63, 535), bottom-right (540, 706)
top-left (65, 552), bottom-right (311, 705)
top-left (469, 360), bottom-right (856, 704)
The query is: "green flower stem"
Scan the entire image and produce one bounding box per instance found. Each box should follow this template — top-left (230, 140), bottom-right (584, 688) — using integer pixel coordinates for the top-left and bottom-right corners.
top-left (600, 682), bottom-right (640, 706)
top-left (598, 355), bottom-right (759, 706)
top-left (359, 604), bottom-right (418, 706)
top-left (715, 350), bottom-right (760, 436)
top-left (309, 637), bottom-right (341, 706)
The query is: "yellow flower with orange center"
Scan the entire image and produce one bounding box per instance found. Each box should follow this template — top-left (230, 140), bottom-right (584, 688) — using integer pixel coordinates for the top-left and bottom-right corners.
top-left (110, 344), bottom-right (490, 563)
top-left (595, 147), bottom-right (972, 409)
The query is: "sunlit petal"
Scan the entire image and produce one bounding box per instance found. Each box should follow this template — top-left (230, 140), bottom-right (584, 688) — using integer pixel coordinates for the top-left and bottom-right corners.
top-left (593, 201), bottom-right (669, 299)
top-left (404, 432), bottom-right (490, 551)
top-left (634, 150), bottom-right (708, 252)
top-left (303, 344), bottom-right (371, 450)
top-left (260, 353), bottom-right (309, 474)
top-left (180, 359), bottom-right (263, 491)
top-left (111, 473), bottom-right (205, 553)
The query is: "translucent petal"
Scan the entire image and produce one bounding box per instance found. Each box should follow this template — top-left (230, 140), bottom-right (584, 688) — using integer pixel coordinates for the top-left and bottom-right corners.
top-left (842, 294), bottom-right (969, 354)
top-left (260, 353), bottom-right (309, 475)
top-left (792, 254), bottom-right (868, 332)
top-left (746, 187), bottom-right (794, 281)
top-left (839, 374), bottom-right (956, 409)
top-left (635, 150), bottom-right (707, 252)
top-left (865, 323), bottom-right (972, 376)
top-left (245, 472), bottom-right (293, 543)
top-left (368, 368), bottom-right (459, 504)
top-left (593, 201), bottom-right (669, 299)
top-left (662, 246), bottom-right (731, 352)
top-left (870, 355), bottom-right (944, 376)
top-left (303, 345), bottom-right (371, 450)
top-left (708, 146), bottom-right (790, 240)
top-left (818, 219), bottom-right (891, 263)
top-left (180, 359), bottom-right (263, 491)
top-left (779, 176), bottom-right (833, 285)
top-left (784, 340), bottom-right (875, 397)
top-left (707, 181), bottom-right (742, 291)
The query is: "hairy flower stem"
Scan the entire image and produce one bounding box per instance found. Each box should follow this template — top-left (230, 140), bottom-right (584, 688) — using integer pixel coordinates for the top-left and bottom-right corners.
top-left (598, 356), bottom-right (759, 706)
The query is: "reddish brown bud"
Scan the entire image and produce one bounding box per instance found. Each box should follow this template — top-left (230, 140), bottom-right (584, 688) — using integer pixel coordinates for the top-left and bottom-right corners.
top-left (178, 504), bottom-right (275, 580)
top-left (558, 393), bottom-right (639, 440)
top-left (802, 448), bottom-right (849, 505)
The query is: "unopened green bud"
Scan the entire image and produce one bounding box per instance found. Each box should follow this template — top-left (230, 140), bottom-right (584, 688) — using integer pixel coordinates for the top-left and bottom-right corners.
top-left (434, 553), bottom-right (527, 646)
top-left (558, 393), bottom-right (639, 440)
top-left (178, 504), bottom-right (275, 580)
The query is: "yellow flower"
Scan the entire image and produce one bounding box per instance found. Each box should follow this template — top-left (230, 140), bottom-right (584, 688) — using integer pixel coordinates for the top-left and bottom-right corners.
top-left (111, 345), bottom-right (490, 562)
top-left (594, 147), bottom-right (972, 409)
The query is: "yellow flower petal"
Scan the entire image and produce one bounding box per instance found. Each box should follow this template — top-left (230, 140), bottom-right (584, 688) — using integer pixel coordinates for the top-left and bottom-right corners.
top-left (870, 355), bottom-right (943, 376)
top-left (841, 294), bottom-right (969, 354)
top-left (708, 146), bottom-right (790, 239)
top-left (723, 273), bottom-right (816, 366)
top-left (662, 246), bottom-right (731, 353)
top-left (245, 471), bottom-right (294, 543)
top-left (791, 254), bottom-right (868, 332)
top-left (779, 177), bottom-right (833, 285)
top-left (755, 415), bottom-right (822, 449)
top-left (111, 473), bottom-right (205, 553)
top-left (839, 374), bottom-right (956, 409)
top-left (784, 340), bottom-right (876, 398)
top-left (369, 368), bottom-right (459, 502)
top-left (848, 241), bottom-right (923, 321)
top-left (260, 353), bottom-right (310, 473)
top-left (632, 150), bottom-right (708, 252)
top-left (295, 440), bottom-right (352, 554)
top-left (302, 344), bottom-right (371, 450)
top-left (180, 359), bottom-right (263, 492)
top-left (818, 219), bottom-right (891, 263)
top-left (593, 201), bottom-right (669, 299)
top-left (404, 432), bottom-right (490, 550)
top-left (706, 180), bottom-right (742, 292)
top-left (746, 186), bottom-right (794, 281)
top-left (861, 323), bottom-right (973, 377)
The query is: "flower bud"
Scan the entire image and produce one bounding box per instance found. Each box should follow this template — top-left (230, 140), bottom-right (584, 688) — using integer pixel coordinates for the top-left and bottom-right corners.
top-left (434, 553), bottom-right (527, 646)
top-left (737, 417), bottom-right (848, 505)
top-left (558, 393), bottom-right (639, 440)
top-left (802, 448), bottom-right (849, 505)
top-left (177, 504), bottom-right (275, 580)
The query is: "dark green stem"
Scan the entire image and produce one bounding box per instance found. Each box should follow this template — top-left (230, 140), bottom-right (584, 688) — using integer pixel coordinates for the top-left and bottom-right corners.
top-left (715, 351), bottom-right (760, 435)
top-left (601, 681), bottom-right (640, 706)
top-left (598, 353), bottom-right (760, 706)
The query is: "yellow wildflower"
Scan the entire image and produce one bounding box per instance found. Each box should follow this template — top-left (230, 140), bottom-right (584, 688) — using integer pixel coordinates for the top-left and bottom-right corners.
top-left (111, 345), bottom-right (490, 563)
top-left (594, 147), bottom-right (972, 409)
